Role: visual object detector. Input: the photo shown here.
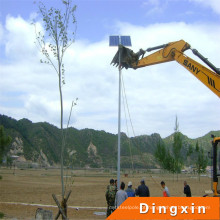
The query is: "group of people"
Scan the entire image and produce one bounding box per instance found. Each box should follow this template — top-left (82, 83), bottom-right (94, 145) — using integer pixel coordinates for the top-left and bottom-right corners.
top-left (105, 178), bottom-right (191, 217)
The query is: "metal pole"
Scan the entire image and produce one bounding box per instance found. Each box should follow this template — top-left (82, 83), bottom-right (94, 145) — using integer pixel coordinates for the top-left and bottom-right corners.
top-left (117, 43), bottom-right (121, 190)
top-left (109, 35), bottom-right (131, 189)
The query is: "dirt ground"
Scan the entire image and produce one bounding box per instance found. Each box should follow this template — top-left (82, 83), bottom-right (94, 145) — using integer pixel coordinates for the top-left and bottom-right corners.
top-left (0, 168), bottom-right (212, 219)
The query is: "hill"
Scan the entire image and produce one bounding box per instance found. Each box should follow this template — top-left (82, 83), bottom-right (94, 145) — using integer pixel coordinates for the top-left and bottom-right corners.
top-left (0, 114), bottom-right (219, 169)
top-left (164, 130), bottom-right (220, 152)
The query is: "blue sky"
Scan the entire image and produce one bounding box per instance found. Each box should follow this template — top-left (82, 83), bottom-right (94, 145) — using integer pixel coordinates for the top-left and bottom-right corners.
top-left (0, 0), bottom-right (220, 138)
top-left (1, 0), bottom-right (220, 42)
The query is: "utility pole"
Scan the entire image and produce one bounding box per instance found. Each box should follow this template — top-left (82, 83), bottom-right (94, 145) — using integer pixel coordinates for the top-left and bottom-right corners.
top-left (109, 36), bottom-right (132, 189)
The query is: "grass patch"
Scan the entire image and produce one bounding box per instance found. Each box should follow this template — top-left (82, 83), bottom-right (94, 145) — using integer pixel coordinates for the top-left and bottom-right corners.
top-left (0, 212), bottom-right (5, 219)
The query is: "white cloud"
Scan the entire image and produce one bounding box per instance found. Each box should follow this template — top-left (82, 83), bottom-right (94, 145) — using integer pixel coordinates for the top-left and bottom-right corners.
top-left (0, 23), bottom-right (3, 42)
top-left (0, 15), bottom-right (220, 139)
top-left (142, 0), bottom-right (167, 16)
top-left (189, 0), bottom-right (220, 14)
top-left (4, 15), bottom-right (38, 60)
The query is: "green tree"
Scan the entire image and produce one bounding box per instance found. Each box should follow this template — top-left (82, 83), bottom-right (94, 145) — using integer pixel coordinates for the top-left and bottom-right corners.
top-left (172, 116), bottom-right (183, 180)
top-left (195, 140), bottom-right (199, 152)
top-left (166, 151), bottom-right (175, 174)
top-left (34, 0), bottom-right (77, 201)
top-left (0, 126), bottom-right (12, 164)
top-left (195, 141), bottom-right (208, 181)
top-left (186, 143), bottom-right (194, 166)
top-left (154, 141), bottom-right (167, 169)
top-left (155, 116), bottom-right (184, 179)
top-left (154, 141), bottom-right (175, 173)
top-left (187, 144), bottom-right (194, 157)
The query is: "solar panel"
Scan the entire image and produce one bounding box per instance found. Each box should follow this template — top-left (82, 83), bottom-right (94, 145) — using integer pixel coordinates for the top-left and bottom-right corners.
top-left (109, 36), bottom-right (119, 46)
top-left (120, 36), bottom-right (132, 46)
top-left (109, 35), bottom-right (131, 46)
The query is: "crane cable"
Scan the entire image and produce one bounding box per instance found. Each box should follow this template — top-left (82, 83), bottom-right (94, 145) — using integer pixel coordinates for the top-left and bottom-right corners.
top-left (121, 73), bottom-right (134, 171)
top-left (121, 73), bottom-right (162, 191)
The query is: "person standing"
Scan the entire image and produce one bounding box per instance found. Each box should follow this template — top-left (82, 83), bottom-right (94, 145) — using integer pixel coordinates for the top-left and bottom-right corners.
top-left (135, 179), bottom-right (150, 197)
top-left (161, 181), bottom-right (170, 197)
top-left (114, 179), bottom-right (118, 191)
top-left (105, 179), bottom-right (117, 217)
top-left (183, 181), bottom-right (192, 197)
top-left (115, 182), bottom-right (128, 208)
top-left (125, 181), bottom-right (135, 197)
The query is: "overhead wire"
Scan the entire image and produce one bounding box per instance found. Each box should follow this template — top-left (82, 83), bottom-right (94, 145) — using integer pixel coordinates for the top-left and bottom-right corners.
top-left (121, 73), bottom-right (134, 171)
top-left (121, 72), bottom-right (162, 191)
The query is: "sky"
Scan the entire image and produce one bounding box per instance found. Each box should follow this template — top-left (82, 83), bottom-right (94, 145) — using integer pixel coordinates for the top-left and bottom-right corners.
top-left (0, 0), bottom-right (220, 139)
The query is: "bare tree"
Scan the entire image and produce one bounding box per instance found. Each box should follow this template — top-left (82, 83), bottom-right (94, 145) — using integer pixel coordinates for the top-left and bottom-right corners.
top-left (33, 0), bottom-right (77, 211)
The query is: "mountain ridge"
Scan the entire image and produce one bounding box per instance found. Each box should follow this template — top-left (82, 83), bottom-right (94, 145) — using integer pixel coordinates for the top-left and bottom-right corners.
top-left (1, 114), bottom-right (219, 169)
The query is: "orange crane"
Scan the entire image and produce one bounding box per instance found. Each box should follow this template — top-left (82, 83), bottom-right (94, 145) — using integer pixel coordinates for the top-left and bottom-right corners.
top-left (111, 40), bottom-right (220, 98)
top-left (111, 40), bottom-right (220, 196)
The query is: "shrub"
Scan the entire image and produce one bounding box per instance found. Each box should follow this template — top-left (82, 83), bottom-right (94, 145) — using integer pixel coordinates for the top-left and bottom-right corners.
top-left (0, 212), bottom-right (5, 219)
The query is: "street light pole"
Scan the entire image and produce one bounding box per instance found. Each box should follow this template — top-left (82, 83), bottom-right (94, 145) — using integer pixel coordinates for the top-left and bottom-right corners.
top-left (109, 35), bottom-right (131, 190)
top-left (117, 44), bottom-right (122, 190)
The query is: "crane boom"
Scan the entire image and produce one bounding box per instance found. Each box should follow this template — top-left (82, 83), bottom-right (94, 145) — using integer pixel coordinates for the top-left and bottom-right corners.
top-left (111, 40), bottom-right (220, 97)
top-left (111, 39), bottom-right (220, 197)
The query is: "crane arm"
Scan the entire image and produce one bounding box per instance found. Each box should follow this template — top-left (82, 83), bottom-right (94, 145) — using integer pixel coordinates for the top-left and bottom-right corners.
top-left (111, 40), bottom-right (220, 98)
top-left (133, 40), bottom-right (191, 68)
top-left (173, 49), bottom-right (220, 97)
